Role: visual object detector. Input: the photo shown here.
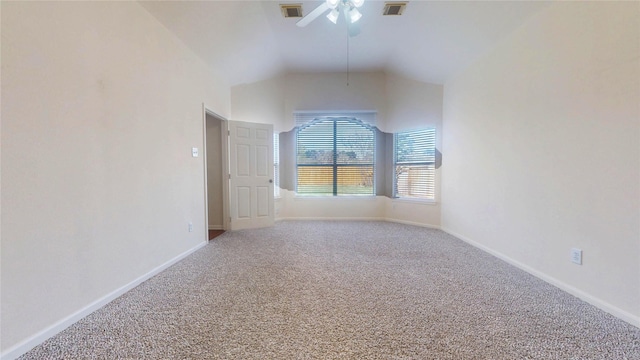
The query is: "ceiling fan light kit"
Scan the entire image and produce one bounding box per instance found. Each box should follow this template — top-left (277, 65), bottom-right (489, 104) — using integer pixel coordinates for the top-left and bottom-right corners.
top-left (349, 8), bottom-right (362, 23)
top-left (296, 0), bottom-right (366, 31)
top-left (326, 0), bottom-right (340, 9)
top-left (327, 8), bottom-right (340, 24)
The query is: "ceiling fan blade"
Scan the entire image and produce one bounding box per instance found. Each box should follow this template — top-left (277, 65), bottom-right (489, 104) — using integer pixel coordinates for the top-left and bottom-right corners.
top-left (348, 21), bottom-right (361, 37)
top-left (296, 2), bottom-right (330, 27)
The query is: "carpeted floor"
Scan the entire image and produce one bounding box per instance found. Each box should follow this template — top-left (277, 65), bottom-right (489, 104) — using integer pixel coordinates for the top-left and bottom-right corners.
top-left (20, 221), bottom-right (640, 359)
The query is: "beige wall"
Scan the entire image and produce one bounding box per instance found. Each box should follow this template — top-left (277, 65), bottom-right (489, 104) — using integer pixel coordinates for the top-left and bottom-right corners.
top-left (231, 76), bottom-right (286, 130)
top-left (232, 72), bottom-right (443, 228)
top-left (442, 1), bottom-right (639, 326)
top-left (384, 73), bottom-right (443, 133)
top-left (283, 72), bottom-right (388, 131)
top-left (1, 1), bottom-right (230, 357)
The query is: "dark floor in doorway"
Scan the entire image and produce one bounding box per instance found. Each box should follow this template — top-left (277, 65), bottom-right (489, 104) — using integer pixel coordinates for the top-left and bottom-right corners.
top-left (208, 230), bottom-right (225, 240)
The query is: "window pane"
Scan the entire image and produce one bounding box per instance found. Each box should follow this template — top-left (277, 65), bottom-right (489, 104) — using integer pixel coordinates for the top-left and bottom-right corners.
top-left (297, 120), bottom-right (334, 165)
top-left (395, 164), bottom-right (435, 199)
top-left (394, 128), bottom-right (435, 200)
top-left (395, 129), bottom-right (436, 164)
top-left (297, 166), bottom-right (333, 194)
top-left (336, 119), bottom-right (375, 165)
top-left (296, 118), bottom-right (375, 196)
top-left (337, 165), bottom-right (374, 195)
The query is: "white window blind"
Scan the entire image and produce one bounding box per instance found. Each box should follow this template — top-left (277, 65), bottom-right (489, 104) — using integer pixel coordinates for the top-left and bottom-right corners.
top-left (394, 128), bottom-right (436, 200)
top-left (294, 111), bottom-right (376, 127)
top-left (274, 133), bottom-right (280, 198)
top-left (296, 117), bottom-right (375, 196)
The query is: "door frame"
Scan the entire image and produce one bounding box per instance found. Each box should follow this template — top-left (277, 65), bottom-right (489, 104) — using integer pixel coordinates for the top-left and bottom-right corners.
top-left (202, 104), bottom-right (230, 237)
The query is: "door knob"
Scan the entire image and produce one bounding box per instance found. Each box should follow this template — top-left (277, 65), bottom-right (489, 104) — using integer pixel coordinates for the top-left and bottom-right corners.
top-left (269, 179), bottom-right (273, 183)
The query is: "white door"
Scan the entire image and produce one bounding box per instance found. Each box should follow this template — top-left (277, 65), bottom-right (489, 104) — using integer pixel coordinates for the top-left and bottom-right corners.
top-left (228, 120), bottom-right (274, 230)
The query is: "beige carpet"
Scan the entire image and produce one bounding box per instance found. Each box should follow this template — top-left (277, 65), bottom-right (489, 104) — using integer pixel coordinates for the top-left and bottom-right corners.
top-left (20, 221), bottom-right (640, 359)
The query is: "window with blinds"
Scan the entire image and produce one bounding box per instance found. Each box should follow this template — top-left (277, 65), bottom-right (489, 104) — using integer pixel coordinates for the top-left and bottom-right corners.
top-left (274, 133), bottom-right (280, 198)
top-left (296, 117), bottom-right (375, 196)
top-left (394, 128), bottom-right (436, 200)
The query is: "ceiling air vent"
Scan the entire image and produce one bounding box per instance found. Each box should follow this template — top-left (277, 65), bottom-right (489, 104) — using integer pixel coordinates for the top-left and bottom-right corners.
top-left (280, 4), bottom-right (303, 18)
top-left (383, 2), bottom-right (407, 16)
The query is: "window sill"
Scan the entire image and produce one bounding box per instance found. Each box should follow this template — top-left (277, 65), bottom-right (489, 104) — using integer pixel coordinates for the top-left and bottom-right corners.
top-left (391, 197), bottom-right (437, 205)
top-left (294, 194), bottom-right (378, 201)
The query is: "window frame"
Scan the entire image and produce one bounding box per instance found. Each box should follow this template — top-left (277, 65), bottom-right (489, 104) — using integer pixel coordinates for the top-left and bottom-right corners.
top-left (393, 128), bottom-right (436, 202)
top-left (296, 117), bottom-right (376, 197)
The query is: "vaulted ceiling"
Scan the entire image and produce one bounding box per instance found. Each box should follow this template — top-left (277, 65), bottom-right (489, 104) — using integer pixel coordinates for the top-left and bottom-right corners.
top-left (140, 1), bottom-right (550, 86)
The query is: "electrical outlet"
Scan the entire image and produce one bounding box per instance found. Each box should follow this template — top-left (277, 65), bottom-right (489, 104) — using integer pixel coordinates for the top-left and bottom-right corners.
top-left (570, 248), bottom-right (582, 265)
top-left (188, 222), bottom-right (193, 232)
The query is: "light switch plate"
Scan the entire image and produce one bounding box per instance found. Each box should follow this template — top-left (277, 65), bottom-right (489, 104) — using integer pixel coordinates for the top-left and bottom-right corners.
top-left (570, 248), bottom-right (582, 265)
top-left (192, 147), bottom-right (199, 157)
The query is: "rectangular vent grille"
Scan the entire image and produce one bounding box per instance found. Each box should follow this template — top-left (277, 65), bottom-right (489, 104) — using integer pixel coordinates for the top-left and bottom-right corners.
top-left (383, 2), bottom-right (407, 16)
top-left (281, 4), bottom-right (303, 18)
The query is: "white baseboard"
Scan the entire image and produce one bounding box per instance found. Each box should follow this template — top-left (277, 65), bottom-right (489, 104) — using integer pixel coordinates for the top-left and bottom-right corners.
top-left (276, 217), bottom-right (386, 222)
top-left (441, 227), bottom-right (640, 329)
top-left (1, 241), bottom-right (208, 360)
top-left (208, 225), bottom-right (224, 230)
top-left (384, 218), bottom-right (441, 229)
top-left (275, 216), bottom-right (440, 230)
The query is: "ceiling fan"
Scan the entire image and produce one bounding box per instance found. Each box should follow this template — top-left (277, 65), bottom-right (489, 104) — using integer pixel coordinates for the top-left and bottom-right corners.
top-left (296, 0), bottom-right (365, 37)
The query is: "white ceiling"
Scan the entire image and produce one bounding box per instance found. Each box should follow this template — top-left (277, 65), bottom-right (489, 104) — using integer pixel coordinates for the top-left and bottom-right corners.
top-left (140, 1), bottom-right (550, 86)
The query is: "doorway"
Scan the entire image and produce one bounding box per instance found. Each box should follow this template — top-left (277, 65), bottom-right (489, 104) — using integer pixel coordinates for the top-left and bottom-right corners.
top-left (205, 112), bottom-right (226, 236)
